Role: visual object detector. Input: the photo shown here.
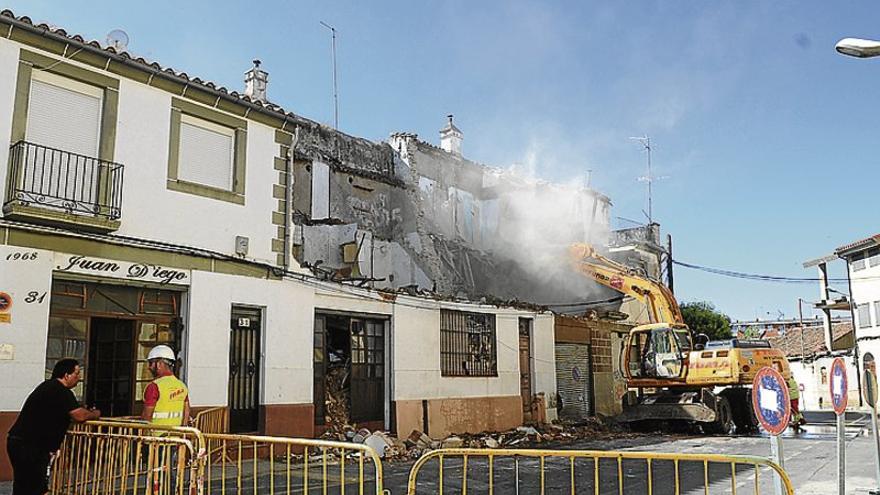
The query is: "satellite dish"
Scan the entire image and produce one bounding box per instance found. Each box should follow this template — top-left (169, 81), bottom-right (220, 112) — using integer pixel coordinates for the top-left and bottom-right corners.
top-left (106, 29), bottom-right (129, 52)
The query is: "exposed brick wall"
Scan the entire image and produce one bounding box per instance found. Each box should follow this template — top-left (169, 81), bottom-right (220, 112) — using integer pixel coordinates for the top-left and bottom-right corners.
top-left (553, 315), bottom-right (630, 374)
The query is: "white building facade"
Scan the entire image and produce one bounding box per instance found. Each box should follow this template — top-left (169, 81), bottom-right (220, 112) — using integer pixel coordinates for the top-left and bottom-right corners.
top-left (0, 12), bottom-right (557, 479)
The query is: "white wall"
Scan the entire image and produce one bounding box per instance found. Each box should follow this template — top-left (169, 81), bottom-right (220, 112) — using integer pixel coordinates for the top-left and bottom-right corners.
top-left (532, 313), bottom-right (558, 420)
top-left (852, 259), bottom-right (880, 339)
top-left (789, 356), bottom-right (861, 411)
top-left (185, 271), bottom-right (314, 407)
top-left (113, 79), bottom-right (278, 264)
top-left (0, 40), bottom-right (18, 195)
top-left (0, 245), bottom-right (54, 410)
top-left (314, 286), bottom-right (556, 407)
top-left (0, 38), bottom-right (281, 266)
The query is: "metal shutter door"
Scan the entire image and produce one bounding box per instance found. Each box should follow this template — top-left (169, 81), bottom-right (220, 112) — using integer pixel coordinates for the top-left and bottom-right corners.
top-left (555, 343), bottom-right (592, 421)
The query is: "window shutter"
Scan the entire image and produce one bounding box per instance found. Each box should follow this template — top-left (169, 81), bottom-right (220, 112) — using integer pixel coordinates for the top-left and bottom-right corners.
top-left (178, 116), bottom-right (235, 191)
top-left (26, 77), bottom-right (102, 157)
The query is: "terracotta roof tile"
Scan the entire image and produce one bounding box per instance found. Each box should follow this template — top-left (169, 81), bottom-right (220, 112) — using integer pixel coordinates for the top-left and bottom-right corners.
top-left (836, 234), bottom-right (880, 255)
top-left (766, 322), bottom-right (853, 358)
top-left (0, 9), bottom-right (320, 132)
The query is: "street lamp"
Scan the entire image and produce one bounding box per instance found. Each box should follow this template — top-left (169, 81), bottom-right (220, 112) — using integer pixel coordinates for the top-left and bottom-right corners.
top-left (836, 37), bottom-right (880, 58)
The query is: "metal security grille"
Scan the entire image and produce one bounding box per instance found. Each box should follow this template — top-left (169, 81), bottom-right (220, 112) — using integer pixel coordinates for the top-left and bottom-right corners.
top-left (440, 310), bottom-right (497, 377)
top-left (555, 343), bottom-right (593, 420)
top-left (229, 306), bottom-right (262, 433)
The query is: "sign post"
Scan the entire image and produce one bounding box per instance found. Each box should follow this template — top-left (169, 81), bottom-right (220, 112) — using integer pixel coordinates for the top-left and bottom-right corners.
top-left (752, 366), bottom-right (790, 495)
top-left (830, 357), bottom-right (848, 495)
top-left (863, 361), bottom-right (880, 495)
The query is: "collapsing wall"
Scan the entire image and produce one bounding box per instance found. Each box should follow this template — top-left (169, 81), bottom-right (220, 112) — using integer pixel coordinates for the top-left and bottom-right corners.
top-left (290, 125), bottom-right (616, 308)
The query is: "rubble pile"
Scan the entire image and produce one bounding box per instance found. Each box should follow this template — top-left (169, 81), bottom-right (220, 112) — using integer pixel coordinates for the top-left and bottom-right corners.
top-left (316, 418), bottom-right (632, 462)
top-left (321, 366), bottom-right (351, 440)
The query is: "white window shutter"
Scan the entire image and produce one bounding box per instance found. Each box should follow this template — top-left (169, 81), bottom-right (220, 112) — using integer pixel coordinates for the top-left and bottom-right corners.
top-left (24, 76), bottom-right (103, 203)
top-left (26, 78), bottom-right (102, 157)
top-left (178, 115), bottom-right (235, 191)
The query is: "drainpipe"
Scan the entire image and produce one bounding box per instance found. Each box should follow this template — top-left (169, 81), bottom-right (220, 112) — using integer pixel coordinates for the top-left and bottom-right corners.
top-left (844, 254), bottom-right (864, 407)
top-left (284, 127), bottom-right (300, 270)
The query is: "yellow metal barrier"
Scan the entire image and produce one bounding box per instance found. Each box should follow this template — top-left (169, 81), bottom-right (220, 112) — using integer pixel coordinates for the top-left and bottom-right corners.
top-left (72, 419), bottom-right (206, 448)
top-left (406, 448), bottom-right (794, 495)
top-left (200, 433), bottom-right (386, 495)
top-left (50, 430), bottom-right (201, 495)
top-left (193, 407), bottom-right (229, 434)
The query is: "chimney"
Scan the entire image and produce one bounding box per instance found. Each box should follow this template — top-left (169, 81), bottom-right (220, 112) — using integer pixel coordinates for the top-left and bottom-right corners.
top-left (439, 114), bottom-right (462, 156)
top-left (244, 59), bottom-right (269, 103)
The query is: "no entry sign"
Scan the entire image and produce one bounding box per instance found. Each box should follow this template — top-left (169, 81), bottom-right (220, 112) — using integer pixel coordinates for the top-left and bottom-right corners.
top-left (752, 366), bottom-right (790, 436)
top-left (831, 357), bottom-right (848, 415)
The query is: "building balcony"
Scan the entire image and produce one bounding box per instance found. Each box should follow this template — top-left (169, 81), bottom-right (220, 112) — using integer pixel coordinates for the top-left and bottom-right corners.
top-left (3, 141), bottom-right (123, 232)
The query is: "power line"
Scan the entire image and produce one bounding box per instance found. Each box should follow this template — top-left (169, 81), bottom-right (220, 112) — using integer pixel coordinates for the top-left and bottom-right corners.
top-left (672, 259), bottom-right (850, 284)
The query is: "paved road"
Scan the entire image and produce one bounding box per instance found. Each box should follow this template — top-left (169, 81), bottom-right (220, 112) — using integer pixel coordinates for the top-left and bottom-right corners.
top-left (2, 410), bottom-right (878, 494)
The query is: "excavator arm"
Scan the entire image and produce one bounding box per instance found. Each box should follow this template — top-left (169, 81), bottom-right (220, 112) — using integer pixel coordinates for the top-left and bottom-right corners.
top-left (569, 243), bottom-right (683, 325)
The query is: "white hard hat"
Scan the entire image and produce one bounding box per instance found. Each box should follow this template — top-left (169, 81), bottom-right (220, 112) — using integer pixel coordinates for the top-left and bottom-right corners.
top-left (147, 345), bottom-right (176, 362)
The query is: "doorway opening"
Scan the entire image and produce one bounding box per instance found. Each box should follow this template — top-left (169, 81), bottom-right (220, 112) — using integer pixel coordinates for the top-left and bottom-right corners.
top-left (314, 313), bottom-right (386, 435)
top-left (87, 318), bottom-right (135, 417)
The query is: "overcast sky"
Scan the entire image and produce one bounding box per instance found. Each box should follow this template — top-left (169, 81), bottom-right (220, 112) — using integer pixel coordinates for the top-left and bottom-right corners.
top-left (9, 1), bottom-right (880, 321)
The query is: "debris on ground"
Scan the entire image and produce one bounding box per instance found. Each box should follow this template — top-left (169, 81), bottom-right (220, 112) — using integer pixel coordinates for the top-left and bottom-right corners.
top-left (311, 417), bottom-right (636, 463)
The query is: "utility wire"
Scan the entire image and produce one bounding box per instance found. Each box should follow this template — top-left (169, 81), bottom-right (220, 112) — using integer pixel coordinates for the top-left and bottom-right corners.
top-left (672, 259), bottom-right (850, 284)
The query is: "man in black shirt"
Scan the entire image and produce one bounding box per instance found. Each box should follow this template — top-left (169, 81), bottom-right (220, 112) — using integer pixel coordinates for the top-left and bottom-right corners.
top-left (6, 358), bottom-right (101, 495)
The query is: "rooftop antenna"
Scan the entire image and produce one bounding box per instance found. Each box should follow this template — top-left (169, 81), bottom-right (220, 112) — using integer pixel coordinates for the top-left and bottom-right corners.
top-left (319, 21), bottom-right (339, 129)
top-left (105, 29), bottom-right (129, 52)
top-left (630, 135), bottom-right (668, 224)
top-left (585, 169), bottom-right (593, 189)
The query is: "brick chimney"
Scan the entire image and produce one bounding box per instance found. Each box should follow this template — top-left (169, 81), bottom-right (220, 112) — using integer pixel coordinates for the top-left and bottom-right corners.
top-left (439, 115), bottom-right (462, 156)
top-left (244, 59), bottom-right (269, 103)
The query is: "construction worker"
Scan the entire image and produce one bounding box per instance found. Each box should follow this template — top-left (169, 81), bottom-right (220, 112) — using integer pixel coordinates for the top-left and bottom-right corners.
top-left (787, 375), bottom-right (806, 431)
top-left (141, 345), bottom-right (190, 428)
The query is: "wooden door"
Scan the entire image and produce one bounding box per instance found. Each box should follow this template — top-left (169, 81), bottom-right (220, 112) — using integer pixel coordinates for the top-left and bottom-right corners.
top-left (87, 318), bottom-right (135, 416)
top-left (519, 318), bottom-right (533, 421)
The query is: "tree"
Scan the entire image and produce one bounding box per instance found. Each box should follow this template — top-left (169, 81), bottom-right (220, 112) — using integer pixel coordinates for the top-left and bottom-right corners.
top-left (680, 301), bottom-right (732, 341)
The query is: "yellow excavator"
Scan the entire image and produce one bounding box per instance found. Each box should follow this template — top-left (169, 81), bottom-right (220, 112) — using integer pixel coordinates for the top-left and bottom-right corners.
top-left (570, 244), bottom-right (791, 433)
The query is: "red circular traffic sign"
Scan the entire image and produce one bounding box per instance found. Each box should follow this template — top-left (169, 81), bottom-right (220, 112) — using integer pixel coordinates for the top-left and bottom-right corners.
top-left (830, 357), bottom-right (848, 415)
top-left (751, 366), bottom-right (790, 436)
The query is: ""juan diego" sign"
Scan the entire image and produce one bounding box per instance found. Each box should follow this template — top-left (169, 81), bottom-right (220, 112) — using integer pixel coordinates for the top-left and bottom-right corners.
top-left (55, 254), bottom-right (190, 285)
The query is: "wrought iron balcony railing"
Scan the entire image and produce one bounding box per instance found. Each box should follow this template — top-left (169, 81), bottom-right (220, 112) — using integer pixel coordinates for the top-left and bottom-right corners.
top-left (4, 140), bottom-right (123, 220)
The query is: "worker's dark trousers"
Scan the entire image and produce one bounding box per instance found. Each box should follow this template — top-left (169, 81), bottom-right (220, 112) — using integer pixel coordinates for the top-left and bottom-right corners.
top-left (6, 436), bottom-right (50, 495)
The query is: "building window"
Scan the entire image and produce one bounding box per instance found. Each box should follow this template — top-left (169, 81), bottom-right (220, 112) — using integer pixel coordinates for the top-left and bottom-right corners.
top-left (11, 49), bottom-right (118, 161)
top-left (167, 97), bottom-right (247, 204)
top-left (858, 303), bottom-right (872, 329)
top-left (440, 310), bottom-right (497, 377)
top-left (875, 301), bottom-right (880, 328)
top-left (27, 71), bottom-right (103, 157)
top-left (869, 248), bottom-right (880, 268)
top-left (853, 252), bottom-right (867, 272)
top-left (178, 114), bottom-right (234, 190)
top-left (7, 50), bottom-right (121, 224)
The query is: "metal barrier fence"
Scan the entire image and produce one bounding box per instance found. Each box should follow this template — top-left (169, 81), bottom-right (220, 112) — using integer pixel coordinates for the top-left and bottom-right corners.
top-left (50, 430), bottom-right (200, 495)
top-left (200, 433), bottom-right (386, 495)
top-left (406, 448), bottom-right (794, 495)
top-left (193, 407), bottom-right (229, 434)
top-left (65, 420), bottom-right (387, 495)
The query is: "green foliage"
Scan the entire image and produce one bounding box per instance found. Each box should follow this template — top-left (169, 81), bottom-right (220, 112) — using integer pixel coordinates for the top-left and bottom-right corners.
top-left (680, 301), bottom-right (732, 341)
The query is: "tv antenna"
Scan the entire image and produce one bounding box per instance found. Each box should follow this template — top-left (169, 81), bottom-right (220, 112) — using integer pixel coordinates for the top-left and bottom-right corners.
top-left (319, 21), bottom-right (339, 129)
top-left (106, 29), bottom-right (129, 52)
top-left (630, 135), bottom-right (668, 224)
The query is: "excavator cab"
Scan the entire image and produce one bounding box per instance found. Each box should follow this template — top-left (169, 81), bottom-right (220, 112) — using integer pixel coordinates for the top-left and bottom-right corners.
top-left (623, 323), bottom-right (691, 383)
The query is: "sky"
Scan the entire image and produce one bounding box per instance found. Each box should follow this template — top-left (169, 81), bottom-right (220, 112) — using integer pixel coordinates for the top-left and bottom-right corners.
top-left (8, 1), bottom-right (879, 321)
